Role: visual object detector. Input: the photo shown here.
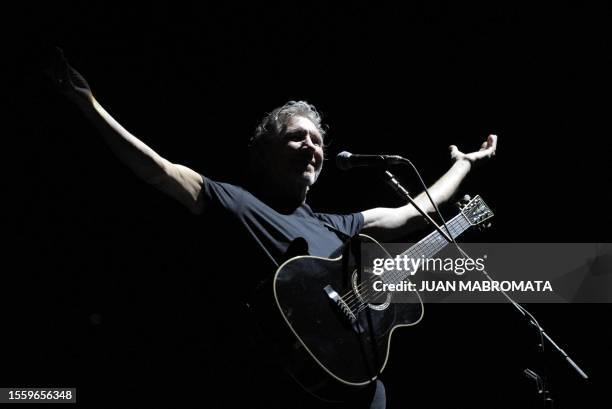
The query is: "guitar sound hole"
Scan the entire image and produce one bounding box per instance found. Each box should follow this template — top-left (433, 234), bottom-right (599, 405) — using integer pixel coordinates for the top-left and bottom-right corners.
top-left (351, 271), bottom-right (391, 311)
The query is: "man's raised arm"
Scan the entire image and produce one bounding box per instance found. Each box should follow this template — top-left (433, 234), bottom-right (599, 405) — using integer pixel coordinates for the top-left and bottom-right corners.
top-left (361, 135), bottom-right (497, 240)
top-left (47, 48), bottom-right (204, 214)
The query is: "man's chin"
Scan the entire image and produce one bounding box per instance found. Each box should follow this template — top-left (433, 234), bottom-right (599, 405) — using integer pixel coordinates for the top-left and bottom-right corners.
top-left (295, 172), bottom-right (316, 187)
top-left (304, 171), bottom-right (319, 184)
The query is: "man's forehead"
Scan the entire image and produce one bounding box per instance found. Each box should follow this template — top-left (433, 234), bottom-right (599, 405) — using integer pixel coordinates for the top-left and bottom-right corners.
top-left (286, 116), bottom-right (322, 137)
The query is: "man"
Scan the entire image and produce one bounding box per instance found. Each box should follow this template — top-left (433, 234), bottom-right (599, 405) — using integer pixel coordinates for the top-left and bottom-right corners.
top-left (48, 49), bottom-right (497, 408)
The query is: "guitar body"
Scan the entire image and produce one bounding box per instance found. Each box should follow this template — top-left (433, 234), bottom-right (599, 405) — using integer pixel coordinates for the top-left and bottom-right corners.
top-left (270, 234), bottom-right (424, 400)
top-left (246, 196), bottom-right (492, 402)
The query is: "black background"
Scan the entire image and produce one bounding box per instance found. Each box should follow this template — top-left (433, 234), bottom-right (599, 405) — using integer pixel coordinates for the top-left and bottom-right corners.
top-left (7, 2), bottom-right (612, 408)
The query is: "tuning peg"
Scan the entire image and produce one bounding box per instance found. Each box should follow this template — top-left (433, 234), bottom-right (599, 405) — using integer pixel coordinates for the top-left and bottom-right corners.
top-left (477, 222), bottom-right (493, 231)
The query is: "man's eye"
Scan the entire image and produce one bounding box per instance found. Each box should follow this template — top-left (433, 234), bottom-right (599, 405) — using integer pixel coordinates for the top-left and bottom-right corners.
top-left (287, 132), bottom-right (304, 141)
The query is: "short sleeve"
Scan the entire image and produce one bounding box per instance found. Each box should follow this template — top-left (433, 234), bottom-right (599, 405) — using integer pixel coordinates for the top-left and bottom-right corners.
top-left (200, 175), bottom-right (246, 215)
top-left (314, 212), bottom-right (364, 238)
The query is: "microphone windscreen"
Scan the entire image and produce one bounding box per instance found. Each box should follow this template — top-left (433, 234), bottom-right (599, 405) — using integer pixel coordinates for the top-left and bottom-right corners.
top-left (336, 151), bottom-right (352, 170)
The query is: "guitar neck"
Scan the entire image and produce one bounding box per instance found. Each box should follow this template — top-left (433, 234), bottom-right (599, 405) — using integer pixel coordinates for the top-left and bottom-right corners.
top-left (394, 212), bottom-right (472, 281)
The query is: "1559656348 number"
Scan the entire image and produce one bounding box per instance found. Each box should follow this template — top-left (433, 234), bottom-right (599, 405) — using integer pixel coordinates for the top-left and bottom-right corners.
top-left (0, 388), bottom-right (76, 403)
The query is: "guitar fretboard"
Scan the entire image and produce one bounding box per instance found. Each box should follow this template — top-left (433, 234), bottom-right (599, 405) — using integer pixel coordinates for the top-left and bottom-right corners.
top-left (382, 212), bottom-right (472, 284)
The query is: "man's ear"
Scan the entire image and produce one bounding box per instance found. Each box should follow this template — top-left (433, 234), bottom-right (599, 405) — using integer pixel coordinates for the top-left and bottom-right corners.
top-left (247, 144), bottom-right (268, 174)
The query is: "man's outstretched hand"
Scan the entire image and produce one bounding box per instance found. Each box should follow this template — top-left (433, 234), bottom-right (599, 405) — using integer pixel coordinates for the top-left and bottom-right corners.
top-left (449, 134), bottom-right (498, 168)
top-left (44, 47), bottom-right (94, 106)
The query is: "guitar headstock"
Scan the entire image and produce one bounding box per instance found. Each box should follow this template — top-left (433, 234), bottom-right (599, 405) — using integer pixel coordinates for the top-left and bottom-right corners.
top-left (458, 194), bottom-right (494, 228)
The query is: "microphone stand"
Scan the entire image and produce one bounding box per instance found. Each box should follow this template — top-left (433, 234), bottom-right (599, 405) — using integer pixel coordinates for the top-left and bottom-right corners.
top-left (381, 170), bottom-right (453, 244)
top-left (380, 168), bottom-right (589, 409)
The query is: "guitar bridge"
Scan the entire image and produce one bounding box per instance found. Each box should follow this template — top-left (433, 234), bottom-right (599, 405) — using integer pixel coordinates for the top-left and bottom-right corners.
top-left (324, 285), bottom-right (357, 324)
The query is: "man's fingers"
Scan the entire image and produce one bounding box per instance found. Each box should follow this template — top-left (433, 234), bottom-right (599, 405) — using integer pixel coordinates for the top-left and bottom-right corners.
top-left (479, 135), bottom-right (497, 159)
top-left (488, 134), bottom-right (498, 154)
top-left (450, 135), bottom-right (498, 163)
top-left (477, 134), bottom-right (497, 157)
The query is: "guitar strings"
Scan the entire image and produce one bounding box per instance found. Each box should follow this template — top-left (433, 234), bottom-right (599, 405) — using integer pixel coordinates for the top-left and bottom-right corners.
top-left (344, 226), bottom-right (463, 312)
top-left (346, 216), bottom-right (466, 311)
top-left (341, 219), bottom-right (461, 310)
top-left (346, 233), bottom-right (458, 314)
top-left (348, 211), bottom-right (476, 313)
top-left (341, 214), bottom-right (465, 307)
top-left (341, 215), bottom-right (468, 313)
top-left (350, 198), bottom-right (489, 314)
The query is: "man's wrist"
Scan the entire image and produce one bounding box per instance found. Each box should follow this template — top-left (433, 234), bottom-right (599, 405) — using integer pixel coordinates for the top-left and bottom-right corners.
top-left (453, 158), bottom-right (472, 173)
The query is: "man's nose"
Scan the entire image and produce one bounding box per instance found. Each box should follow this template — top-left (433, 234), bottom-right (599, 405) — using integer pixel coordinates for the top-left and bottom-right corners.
top-left (301, 136), bottom-right (317, 152)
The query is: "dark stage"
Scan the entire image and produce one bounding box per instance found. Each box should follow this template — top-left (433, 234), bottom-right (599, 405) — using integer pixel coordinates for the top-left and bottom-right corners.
top-left (7, 2), bottom-right (612, 408)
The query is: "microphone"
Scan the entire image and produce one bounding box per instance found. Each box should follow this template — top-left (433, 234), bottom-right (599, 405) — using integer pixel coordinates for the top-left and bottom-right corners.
top-left (336, 151), bottom-right (406, 170)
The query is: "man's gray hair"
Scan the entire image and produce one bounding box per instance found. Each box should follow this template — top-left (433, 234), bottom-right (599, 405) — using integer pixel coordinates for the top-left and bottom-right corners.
top-left (249, 101), bottom-right (327, 148)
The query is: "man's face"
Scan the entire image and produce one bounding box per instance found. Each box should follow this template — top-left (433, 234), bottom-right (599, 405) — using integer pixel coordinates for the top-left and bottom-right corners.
top-left (264, 116), bottom-right (324, 190)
